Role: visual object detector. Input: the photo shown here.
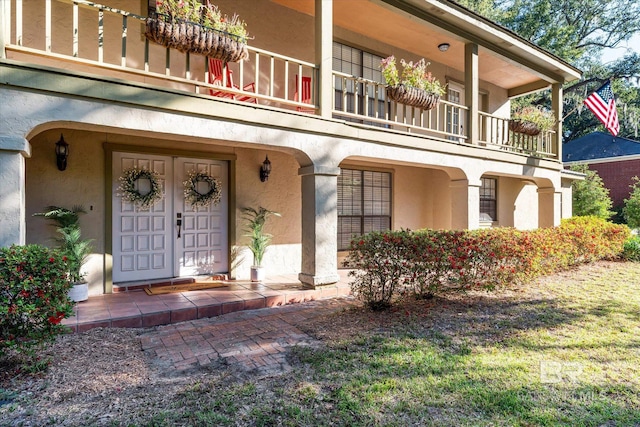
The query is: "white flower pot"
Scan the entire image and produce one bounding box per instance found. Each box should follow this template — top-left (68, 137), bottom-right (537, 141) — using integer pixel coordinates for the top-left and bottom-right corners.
top-left (250, 266), bottom-right (265, 282)
top-left (68, 282), bottom-right (89, 302)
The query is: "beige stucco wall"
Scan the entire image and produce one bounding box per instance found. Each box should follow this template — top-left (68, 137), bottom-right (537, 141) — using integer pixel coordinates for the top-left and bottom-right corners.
top-left (25, 128), bottom-right (304, 290)
top-left (495, 177), bottom-right (539, 229)
top-left (26, 129), bottom-right (106, 295)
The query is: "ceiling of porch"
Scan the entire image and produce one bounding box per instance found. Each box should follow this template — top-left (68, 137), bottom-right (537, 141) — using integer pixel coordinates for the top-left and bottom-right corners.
top-left (271, 0), bottom-right (578, 93)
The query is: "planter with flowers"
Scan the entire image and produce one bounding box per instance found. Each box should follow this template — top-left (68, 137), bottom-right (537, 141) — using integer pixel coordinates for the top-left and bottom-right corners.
top-left (509, 106), bottom-right (556, 136)
top-left (380, 56), bottom-right (446, 110)
top-left (145, 0), bottom-right (249, 62)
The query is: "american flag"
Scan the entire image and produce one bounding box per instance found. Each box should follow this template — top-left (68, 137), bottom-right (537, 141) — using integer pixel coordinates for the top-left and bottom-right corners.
top-left (584, 80), bottom-right (619, 136)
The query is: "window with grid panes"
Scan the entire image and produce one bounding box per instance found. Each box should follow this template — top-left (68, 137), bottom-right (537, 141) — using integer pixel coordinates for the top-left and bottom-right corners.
top-left (333, 42), bottom-right (387, 125)
top-left (480, 177), bottom-right (497, 221)
top-left (338, 169), bottom-right (392, 250)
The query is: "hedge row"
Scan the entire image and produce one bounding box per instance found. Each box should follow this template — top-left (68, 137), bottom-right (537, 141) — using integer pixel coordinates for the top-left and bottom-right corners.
top-left (344, 217), bottom-right (630, 310)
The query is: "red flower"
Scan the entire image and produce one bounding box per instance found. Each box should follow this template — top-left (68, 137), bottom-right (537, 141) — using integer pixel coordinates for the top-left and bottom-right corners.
top-left (49, 257), bottom-right (55, 263)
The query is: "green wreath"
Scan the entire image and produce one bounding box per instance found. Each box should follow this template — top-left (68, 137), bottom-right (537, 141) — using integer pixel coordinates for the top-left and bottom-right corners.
top-left (183, 170), bottom-right (222, 208)
top-left (118, 167), bottom-right (163, 210)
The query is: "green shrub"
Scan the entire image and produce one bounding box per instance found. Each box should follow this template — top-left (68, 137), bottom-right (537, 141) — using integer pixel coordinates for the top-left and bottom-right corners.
top-left (570, 164), bottom-right (614, 220)
top-left (623, 177), bottom-right (640, 230)
top-left (622, 235), bottom-right (640, 262)
top-left (0, 245), bottom-right (74, 358)
top-left (344, 230), bottom-right (408, 310)
top-left (344, 218), bottom-right (629, 310)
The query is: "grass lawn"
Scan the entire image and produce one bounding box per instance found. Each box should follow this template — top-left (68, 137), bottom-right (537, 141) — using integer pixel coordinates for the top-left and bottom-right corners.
top-left (174, 262), bottom-right (640, 427)
top-left (2, 261), bottom-right (639, 426)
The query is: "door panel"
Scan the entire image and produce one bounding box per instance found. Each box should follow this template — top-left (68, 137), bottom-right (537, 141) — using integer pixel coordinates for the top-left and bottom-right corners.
top-left (174, 157), bottom-right (228, 276)
top-left (113, 153), bottom-right (173, 282)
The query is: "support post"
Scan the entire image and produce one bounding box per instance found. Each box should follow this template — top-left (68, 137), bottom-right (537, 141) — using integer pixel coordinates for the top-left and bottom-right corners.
top-left (315, 0), bottom-right (333, 117)
top-left (0, 136), bottom-right (31, 247)
top-left (538, 187), bottom-right (561, 227)
top-left (450, 178), bottom-right (481, 230)
top-left (298, 164), bottom-right (341, 287)
top-left (465, 43), bottom-right (479, 145)
top-left (552, 83), bottom-right (563, 160)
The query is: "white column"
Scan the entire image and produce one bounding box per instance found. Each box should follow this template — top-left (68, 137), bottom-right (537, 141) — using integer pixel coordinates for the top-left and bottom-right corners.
top-left (465, 43), bottom-right (479, 145)
top-left (0, 0), bottom-right (10, 59)
top-left (0, 136), bottom-right (31, 247)
top-left (450, 178), bottom-right (481, 230)
top-left (538, 187), bottom-right (561, 227)
top-left (298, 164), bottom-right (341, 287)
top-left (552, 83), bottom-right (563, 161)
top-left (315, 0), bottom-right (333, 118)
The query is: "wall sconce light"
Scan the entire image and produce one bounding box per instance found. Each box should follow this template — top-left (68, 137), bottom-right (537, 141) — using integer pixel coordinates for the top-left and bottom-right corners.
top-left (55, 134), bottom-right (69, 171)
top-left (260, 155), bottom-right (271, 182)
top-left (438, 43), bottom-right (450, 52)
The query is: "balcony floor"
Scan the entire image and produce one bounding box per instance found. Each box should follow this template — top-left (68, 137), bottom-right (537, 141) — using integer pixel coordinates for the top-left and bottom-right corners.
top-left (62, 271), bottom-right (353, 333)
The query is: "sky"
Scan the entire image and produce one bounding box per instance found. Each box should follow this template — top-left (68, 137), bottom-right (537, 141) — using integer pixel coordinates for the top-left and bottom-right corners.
top-left (600, 33), bottom-right (640, 64)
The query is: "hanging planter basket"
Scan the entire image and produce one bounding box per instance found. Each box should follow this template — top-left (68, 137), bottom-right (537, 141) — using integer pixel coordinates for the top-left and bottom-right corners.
top-left (386, 84), bottom-right (440, 110)
top-left (509, 119), bottom-right (541, 136)
top-left (145, 12), bottom-right (249, 62)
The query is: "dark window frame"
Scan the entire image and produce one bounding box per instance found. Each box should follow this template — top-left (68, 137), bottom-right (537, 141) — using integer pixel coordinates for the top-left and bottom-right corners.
top-left (338, 168), bottom-right (392, 250)
top-left (480, 177), bottom-right (497, 222)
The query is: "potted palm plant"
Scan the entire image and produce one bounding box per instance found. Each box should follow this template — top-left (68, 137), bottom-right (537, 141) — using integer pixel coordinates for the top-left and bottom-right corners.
top-left (241, 206), bottom-right (280, 282)
top-left (34, 206), bottom-right (93, 302)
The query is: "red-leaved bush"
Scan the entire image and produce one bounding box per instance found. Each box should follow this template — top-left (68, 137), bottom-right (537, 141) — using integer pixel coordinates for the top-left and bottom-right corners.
top-left (345, 217), bottom-right (629, 310)
top-left (1, 245), bottom-right (74, 358)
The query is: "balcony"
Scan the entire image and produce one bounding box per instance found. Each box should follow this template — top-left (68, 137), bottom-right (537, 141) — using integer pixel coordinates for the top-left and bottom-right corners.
top-left (2, 0), bottom-right (557, 159)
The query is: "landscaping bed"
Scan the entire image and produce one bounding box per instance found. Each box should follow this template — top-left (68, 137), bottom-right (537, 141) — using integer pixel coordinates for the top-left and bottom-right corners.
top-left (1, 261), bottom-right (639, 426)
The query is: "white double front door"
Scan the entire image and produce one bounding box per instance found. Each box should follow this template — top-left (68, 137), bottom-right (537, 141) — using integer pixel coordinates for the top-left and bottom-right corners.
top-left (112, 152), bottom-right (228, 283)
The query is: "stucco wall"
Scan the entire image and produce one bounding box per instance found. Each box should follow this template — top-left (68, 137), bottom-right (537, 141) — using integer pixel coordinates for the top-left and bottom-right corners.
top-left (24, 128), bottom-right (303, 288)
top-left (26, 129), bottom-right (106, 295)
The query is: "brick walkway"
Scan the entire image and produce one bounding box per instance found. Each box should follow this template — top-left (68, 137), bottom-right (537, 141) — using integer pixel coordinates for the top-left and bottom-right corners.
top-left (139, 297), bottom-right (357, 377)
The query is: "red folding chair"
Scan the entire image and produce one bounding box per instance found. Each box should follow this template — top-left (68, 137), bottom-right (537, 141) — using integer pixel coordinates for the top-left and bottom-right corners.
top-left (208, 58), bottom-right (256, 103)
top-left (294, 75), bottom-right (314, 113)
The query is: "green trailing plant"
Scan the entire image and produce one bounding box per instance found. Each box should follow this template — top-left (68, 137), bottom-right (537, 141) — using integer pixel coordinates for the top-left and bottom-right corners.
top-left (241, 207), bottom-right (280, 267)
top-left (344, 217), bottom-right (629, 310)
top-left (511, 105), bottom-right (556, 131)
top-left (34, 206), bottom-right (93, 283)
top-left (0, 244), bottom-right (74, 359)
top-left (380, 56), bottom-right (446, 96)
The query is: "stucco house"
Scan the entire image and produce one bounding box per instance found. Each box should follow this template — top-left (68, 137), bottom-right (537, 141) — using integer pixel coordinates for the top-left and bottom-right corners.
top-left (0, 0), bottom-right (581, 296)
top-left (563, 131), bottom-right (640, 209)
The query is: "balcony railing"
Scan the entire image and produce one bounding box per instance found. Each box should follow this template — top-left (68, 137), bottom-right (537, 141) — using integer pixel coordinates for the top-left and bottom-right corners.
top-left (479, 111), bottom-right (556, 158)
top-left (2, 0), bottom-right (557, 159)
top-left (332, 72), bottom-right (468, 143)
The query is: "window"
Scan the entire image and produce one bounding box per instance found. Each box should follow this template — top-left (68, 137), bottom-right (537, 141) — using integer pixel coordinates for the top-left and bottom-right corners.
top-left (446, 83), bottom-right (465, 142)
top-left (480, 177), bottom-right (497, 222)
top-left (332, 42), bottom-right (387, 124)
top-left (338, 169), bottom-right (392, 250)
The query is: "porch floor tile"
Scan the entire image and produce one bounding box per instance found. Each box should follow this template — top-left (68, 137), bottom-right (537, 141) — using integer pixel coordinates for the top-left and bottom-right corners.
top-left (63, 271), bottom-right (352, 332)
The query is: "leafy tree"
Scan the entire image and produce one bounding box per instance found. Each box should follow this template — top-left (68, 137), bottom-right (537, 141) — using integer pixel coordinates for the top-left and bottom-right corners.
top-left (457, 0), bottom-right (640, 140)
top-left (458, 0), bottom-right (640, 65)
top-left (570, 164), bottom-right (614, 219)
top-left (623, 177), bottom-right (640, 228)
